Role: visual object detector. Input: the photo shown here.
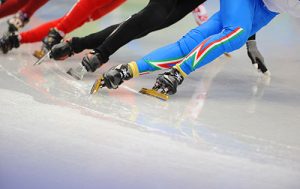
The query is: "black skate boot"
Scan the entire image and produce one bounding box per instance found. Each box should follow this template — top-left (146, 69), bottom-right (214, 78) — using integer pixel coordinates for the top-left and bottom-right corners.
top-left (0, 32), bottom-right (20, 54)
top-left (67, 51), bottom-right (108, 80)
top-left (33, 39), bottom-right (75, 66)
top-left (33, 28), bottom-right (63, 59)
top-left (140, 68), bottom-right (184, 100)
top-left (50, 40), bottom-right (74, 60)
top-left (90, 63), bottom-right (133, 94)
top-left (7, 12), bottom-right (29, 33)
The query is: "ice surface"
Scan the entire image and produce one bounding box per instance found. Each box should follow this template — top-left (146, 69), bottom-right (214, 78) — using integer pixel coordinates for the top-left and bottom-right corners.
top-left (1, 1), bottom-right (300, 189)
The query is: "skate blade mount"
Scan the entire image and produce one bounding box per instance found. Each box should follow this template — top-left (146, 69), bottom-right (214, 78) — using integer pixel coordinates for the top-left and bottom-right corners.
top-left (33, 49), bottom-right (48, 59)
top-left (139, 88), bottom-right (169, 101)
top-left (90, 76), bottom-right (105, 94)
top-left (33, 51), bottom-right (51, 66)
top-left (224, 53), bottom-right (231, 58)
top-left (66, 65), bottom-right (87, 80)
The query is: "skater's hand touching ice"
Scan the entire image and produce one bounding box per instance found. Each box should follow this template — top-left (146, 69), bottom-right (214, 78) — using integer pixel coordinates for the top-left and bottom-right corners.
top-left (246, 40), bottom-right (270, 76)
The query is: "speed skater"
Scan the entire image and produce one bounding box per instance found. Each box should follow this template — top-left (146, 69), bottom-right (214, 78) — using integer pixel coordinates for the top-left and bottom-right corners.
top-left (90, 0), bottom-right (300, 100)
top-left (44, 0), bottom-right (210, 80)
top-left (47, 0), bottom-right (266, 80)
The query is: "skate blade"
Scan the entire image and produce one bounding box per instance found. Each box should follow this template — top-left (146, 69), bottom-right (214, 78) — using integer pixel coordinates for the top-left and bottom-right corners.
top-left (224, 53), bottom-right (231, 58)
top-left (66, 66), bottom-right (87, 80)
top-left (139, 88), bottom-right (169, 101)
top-left (90, 76), bottom-right (105, 94)
top-left (33, 51), bottom-right (51, 65)
top-left (33, 49), bottom-right (47, 59)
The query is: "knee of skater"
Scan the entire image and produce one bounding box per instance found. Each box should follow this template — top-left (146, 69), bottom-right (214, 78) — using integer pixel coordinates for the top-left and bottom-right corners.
top-left (223, 27), bottom-right (250, 52)
top-left (176, 30), bottom-right (207, 56)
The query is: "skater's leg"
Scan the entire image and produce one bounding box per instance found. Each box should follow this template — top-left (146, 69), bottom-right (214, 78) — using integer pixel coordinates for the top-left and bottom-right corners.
top-left (62, 0), bottom-right (204, 57)
top-left (157, 0), bottom-right (203, 31)
top-left (249, 0), bottom-right (278, 36)
top-left (177, 0), bottom-right (278, 76)
top-left (71, 24), bottom-right (119, 53)
top-left (35, 0), bottom-right (124, 59)
top-left (20, 0), bottom-right (48, 17)
top-left (0, 0), bottom-right (27, 18)
top-left (89, 0), bottom-right (125, 21)
top-left (66, 0), bottom-right (125, 52)
top-left (19, 18), bottom-right (63, 43)
top-left (73, 0), bottom-right (181, 74)
top-left (135, 13), bottom-right (222, 74)
top-left (175, 0), bottom-right (255, 76)
top-left (93, 0), bottom-right (178, 62)
top-left (55, 0), bottom-right (125, 34)
top-left (129, 0), bottom-right (204, 39)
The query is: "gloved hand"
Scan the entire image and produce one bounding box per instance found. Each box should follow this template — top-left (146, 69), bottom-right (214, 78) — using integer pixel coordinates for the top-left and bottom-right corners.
top-left (246, 40), bottom-right (270, 76)
top-left (192, 4), bottom-right (208, 25)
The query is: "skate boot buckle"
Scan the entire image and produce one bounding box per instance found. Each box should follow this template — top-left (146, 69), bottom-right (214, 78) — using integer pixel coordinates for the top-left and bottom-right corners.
top-left (33, 48), bottom-right (48, 59)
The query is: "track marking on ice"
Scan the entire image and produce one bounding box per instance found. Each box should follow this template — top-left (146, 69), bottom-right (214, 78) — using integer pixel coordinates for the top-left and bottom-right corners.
top-left (1, 65), bottom-right (35, 90)
top-left (52, 62), bottom-right (88, 91)
top-left (3, 60), bottom-right (300, 153)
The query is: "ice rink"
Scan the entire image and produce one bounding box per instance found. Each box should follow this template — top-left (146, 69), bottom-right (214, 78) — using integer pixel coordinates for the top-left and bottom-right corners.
top-left (1, 1), bottom-right (300, 189)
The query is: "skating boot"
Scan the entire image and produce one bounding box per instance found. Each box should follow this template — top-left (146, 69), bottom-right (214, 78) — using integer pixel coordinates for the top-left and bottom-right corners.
top-left (7, 12), bottom-right (29, 33)
top-left (50, 40), bottom-right (74, 60)
top-left (33, 28), bottom-right (63, 59)
top-left (140, 68), bottom-right (184, 101)
top-left (67, 51), bottom-right (108, 80)
top-left (90, 63), bottom-right (133, 94)
top-left (0, 32), bottom-right (20, 54)
top-left (33, 39), bottom-right (74, 65)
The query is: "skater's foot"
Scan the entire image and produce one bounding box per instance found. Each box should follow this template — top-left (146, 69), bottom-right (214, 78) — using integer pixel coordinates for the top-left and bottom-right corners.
top-left (0, 32), bottom-right (20, 54)
top-left (51, 40), bottom-right (74, 60)
top-left (82, 51), bottom-right (108, 72)
top-left (140, 67), bottom-right (184, 100)
top-left (33, 28), bottom-right (63, 59)
top-left (90, 63), bottom-right (135, 94)
top-left (67, 51), bottom-right (108, 80)
top-left (7, 11), bottom-right (29, 33)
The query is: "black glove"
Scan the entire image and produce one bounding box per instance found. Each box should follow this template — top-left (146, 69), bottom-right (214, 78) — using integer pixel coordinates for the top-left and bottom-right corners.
top-left (81, 51), bottom-right (108, 72)
top-left (0, 0), bottom-right (6, 4)
top-left (246, 40), bottom-right (270, 75)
